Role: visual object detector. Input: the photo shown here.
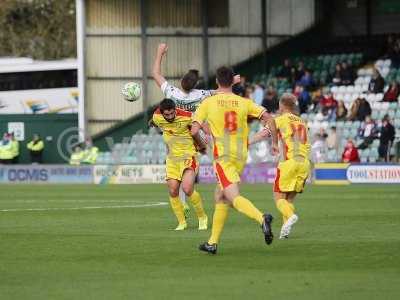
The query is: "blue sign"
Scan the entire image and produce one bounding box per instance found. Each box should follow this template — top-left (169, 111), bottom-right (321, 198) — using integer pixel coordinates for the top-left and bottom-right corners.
top-left (0, 165), bottom-right (93, 184)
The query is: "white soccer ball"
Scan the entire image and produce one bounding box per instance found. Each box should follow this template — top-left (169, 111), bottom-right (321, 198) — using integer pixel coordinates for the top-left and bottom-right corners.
top-left (121, 82), bottom-right (141, 102)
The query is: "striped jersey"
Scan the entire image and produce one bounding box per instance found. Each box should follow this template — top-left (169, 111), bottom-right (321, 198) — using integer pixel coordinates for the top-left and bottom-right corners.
top-left (161, 81), bottom-right (211, 112)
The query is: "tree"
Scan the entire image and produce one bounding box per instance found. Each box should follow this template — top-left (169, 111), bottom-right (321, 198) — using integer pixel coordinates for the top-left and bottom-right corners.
top-left (0, 0), bottom-right (76, 59)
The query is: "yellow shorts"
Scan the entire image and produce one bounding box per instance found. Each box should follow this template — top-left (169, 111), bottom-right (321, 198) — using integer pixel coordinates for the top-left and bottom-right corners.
top-left (166, 156), bottom-right (198, 181)
top-left (274, 158), bottom-right (311, 193)
top-left (213, 159), bottom-right (246, 189)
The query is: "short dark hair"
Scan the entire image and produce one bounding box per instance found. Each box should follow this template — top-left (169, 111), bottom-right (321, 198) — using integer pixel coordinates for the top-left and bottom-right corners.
top-left (159, 98), bottom-right (176, 113)
top-left (216, 66), bottom-right (234, 87)
top-left (181, 69), bottom-right (199, 92)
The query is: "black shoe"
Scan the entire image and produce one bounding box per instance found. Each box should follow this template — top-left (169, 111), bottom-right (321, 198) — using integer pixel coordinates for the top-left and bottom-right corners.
top-left (199, 242), bottom-right (217, 254)
top-left (262, 213), bottom-right (274, 245)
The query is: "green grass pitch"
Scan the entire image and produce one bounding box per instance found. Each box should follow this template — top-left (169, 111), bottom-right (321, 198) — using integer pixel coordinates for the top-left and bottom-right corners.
top-left (0, 184), bottom-right (399, 299)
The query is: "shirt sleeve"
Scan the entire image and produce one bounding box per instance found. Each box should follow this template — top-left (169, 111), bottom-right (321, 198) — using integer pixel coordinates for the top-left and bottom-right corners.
top-left (152, 112), bottom-right (161, 127)
top-left (161, 81), bottom-right (177, 98)
top-left (247, 99), bottom-right (266, 119)
top-left (192, 100), bottom-right (208, 125)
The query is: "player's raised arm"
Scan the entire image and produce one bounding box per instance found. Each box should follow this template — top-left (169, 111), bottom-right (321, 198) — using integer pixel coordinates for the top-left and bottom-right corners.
top-left (152, 43), bottom-right (168, 88)
top-left (260, 111), bottom-right (279, 155)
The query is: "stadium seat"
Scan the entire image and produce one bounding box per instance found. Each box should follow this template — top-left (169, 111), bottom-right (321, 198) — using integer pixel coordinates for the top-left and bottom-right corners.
top-left (350, 128), bottom-right (358, 137)
top-left (344, 121), bottom-right (352, 128)
top-left (338, 86), bottom-right (346, 93)
top-left (342, 129), bottom-right (351, 138)
top-left (389, 102), bottom-right (398, 110)
top-left (371, 110), bottom-right (379, 119)
top-left (336, 121), bottom-right (344, 128)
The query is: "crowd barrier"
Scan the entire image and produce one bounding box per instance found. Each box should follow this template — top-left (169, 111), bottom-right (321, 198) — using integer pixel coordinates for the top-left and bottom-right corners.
top-left (0, 163), bottom-right (399, 184)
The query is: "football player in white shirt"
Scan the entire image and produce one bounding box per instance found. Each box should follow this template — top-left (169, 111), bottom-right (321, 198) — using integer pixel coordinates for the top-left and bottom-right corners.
top-left (152, 43), bottom-right (241, 111)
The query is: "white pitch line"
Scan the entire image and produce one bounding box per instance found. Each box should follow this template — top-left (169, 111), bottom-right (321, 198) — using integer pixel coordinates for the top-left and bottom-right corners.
top-left (0, 202), bottom-right (168, 212)
top-left (6, 200), bottom-right (157, 203)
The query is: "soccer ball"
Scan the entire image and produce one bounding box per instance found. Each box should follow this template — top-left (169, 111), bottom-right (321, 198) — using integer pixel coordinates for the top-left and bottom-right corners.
top-left (121, 82), bottom-right (141, 102)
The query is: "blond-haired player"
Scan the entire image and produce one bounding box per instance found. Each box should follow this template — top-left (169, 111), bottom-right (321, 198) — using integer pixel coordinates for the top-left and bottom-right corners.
top-left (191, 66), bottom-right (279, 254)
top-left (152, 98), bottom-right (208, 231)
top-left (273, 93), bottom-right (311, 239)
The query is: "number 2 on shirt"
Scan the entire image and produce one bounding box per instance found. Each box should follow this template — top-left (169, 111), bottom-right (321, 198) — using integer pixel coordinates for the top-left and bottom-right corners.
top-left (224, 111), bottom-right (238, 134)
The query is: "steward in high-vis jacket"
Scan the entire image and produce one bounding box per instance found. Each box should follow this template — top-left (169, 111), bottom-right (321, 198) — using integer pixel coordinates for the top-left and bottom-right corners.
top-left (27, 134), bottom-right (44, 163)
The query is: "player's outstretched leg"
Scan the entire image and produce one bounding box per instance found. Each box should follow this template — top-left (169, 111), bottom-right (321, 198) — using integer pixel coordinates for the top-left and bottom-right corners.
top-left (225, 184), bottom-right (274, 245)
top-left (181, 169), bottom-right (208, 230)
top-left (167, 179), bottom-right (187, 230)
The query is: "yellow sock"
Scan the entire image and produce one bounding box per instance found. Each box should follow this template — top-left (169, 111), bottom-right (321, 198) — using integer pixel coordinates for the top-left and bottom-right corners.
top-left (276, 198), bottom-right (294, 223)
top-left (288, 202), bottom-right (295, 214)
top-left (208, 203), bottom-right (229, 244)
top-left (188, 190), bottom-right (206, 219)
top-left (232, 196), bottom-right (264, 225)
top-left (169, 196), bottom-right (186, 224)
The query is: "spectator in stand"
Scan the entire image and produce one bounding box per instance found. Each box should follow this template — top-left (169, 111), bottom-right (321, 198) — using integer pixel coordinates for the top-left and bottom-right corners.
top-left (383, 81), bottom-right (400, 102)
top-left (320, 91), bottom-right (338, 121)
top-left (289, 66), bottom-right (298, 85)
top-left (315, 107), bottom-right (330, 122)
top-left (278, 58), bottom-right (292, 79)
top-left (294, 84), bottom-right (311, 114)
top-left (296, 60), bottom-right (305, 81)
top-left (310, 88), bottom-right (323, 112)
top-left (252, 83), bottom-right (264, 105)
top-left (355, 96), bottom-right (372, 122)
top-left (297, 69), bottom-right (314, 90)
top-left (336, 100), bottom-right (348, 121)
top-left (340, 61), bottom-right (354, 85)
top-left (368, 68), bottom-right (385, 93)
top-left (27, 134), bottom-right (44, 163)
top-left (348, 98), bottom-right (360, 121)
top-left (378, 114), bottom-right (395, 161)
top-left (262, 86), bottom-right (279, 113)
top-left (311, 133), bottom-right (328, 163)
top-left (358, 115), bottom-right (378, 149)
top-left (384, 35), bottom-right (396, 57)
top-left (342, 139), bottom-right (360, 163)
top-left (391, 42), bottom-right (400, 68)
top-left (331, 63), bottom-right (342, 85)
top-left (319, 127), bottom-right (328, 139)
top-left (385, 35), bottom-right (400, 68)
top-left (244, 85), bottom-right (254, 99)
top-left (327, 126), bottom-right (339, 150)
